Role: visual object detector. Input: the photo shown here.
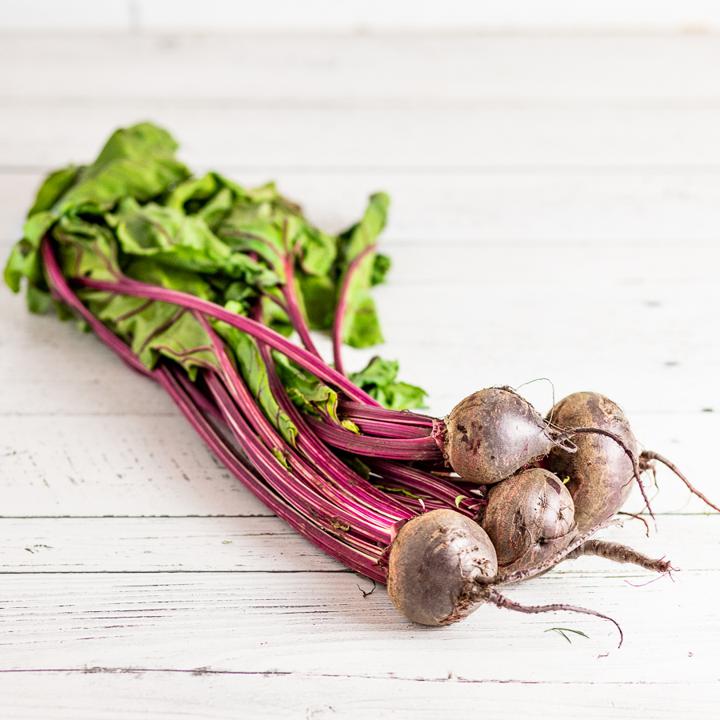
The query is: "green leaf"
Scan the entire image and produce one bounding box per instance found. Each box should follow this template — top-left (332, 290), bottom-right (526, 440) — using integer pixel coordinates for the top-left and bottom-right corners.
top-left (57, 156), bottom-right (189, 215)
top-left (340, 192), bottom-right (390, 260)
top-left (544, 627), bottom-right (590, 644)
top-left (112, 198), bottom-right (278, 285)
top-left (274, 354), bottom-right (342, 423)
top-left (26, 284), bottom-right (52, 314)
top-left (3, 240), bottom-right (37, 292)
top-left (295, 222), bottom-right (336, 277)
top-left (89, 290), bottom-right (218, 378)
top-left (55, 123), bottom-right (189, 214)
top-left (349, 356), bottom-right (427, 410)
top-left (371, 253), bottom-right (391, 286)
top-left (337, 192), bottom-right (390, 347)
top-left (297, 275), bottom-right (336, 330)
top-left (24, 211), bottom-right (57, 247)
top-left (53, 213), bottom-right (121, 282)
top-left (90, 122), bottom-right (179, 169)
top-left (167, 172), bottom-right (246, 229)
top-left (28, 165), bottom-right (81, 216)
top-left (125, 258), bottom-right (216, 300)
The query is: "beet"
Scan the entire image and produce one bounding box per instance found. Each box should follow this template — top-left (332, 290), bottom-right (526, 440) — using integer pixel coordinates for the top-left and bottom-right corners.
top-left (546, 392), bottom-right (639, 532)
top-left (387, 508), bottom-right (622, 644)
top-left (442, 387), bottom-right (557, 484)
top-left (387, 509), bottom-right (497, 625)
top-left (482, 467), bottom-right (576, 570)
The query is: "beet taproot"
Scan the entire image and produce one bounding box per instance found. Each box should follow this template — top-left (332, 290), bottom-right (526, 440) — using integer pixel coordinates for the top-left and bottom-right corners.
top-left (387, 509), bottom-right (497, 625)
top-left (442, 387), bottom-right (558, 484)
top-left (482, 467), bottom-right (576, 569)
top-left (546, 392), bottom-right (640, 532)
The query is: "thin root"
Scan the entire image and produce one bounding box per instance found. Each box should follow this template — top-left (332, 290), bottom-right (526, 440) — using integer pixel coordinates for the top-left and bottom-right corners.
top-left (640, 455), bottom-right (659, 491)
top-left (480, 587), bottom-right (624, 648)
top-left (625, 569), bottom-right (676, 588)
top-left (617, 511), bottom-right (651, 538)
top-left (641, 450), bottom-right (720, 513)
top-left (564, 539), bottom-right (672, 574)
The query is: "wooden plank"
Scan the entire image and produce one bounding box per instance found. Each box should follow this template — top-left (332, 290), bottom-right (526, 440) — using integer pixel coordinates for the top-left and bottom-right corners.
top-left (4, 33), bottom-right (720, 104)
top-left (0, 413), bottom-right (268, 516)
top-left (0, 517), bottom-right (342, 573)
top-left (0, 672), bottom-right (718, 720)
top-left (133, 0), bottom-right (720, 33)
top-left (0, 1), bottom-right (129, 30)
top-left (7, 0), bottom-right (720, 33)
top-left (0, 515), bottom-right (714, 573)
top-left (4, 169), bottom-right (720, 248)
top-left (1, 672), bottom-right (718, 720)
top-left (2, 103), bottom-right (720, 169)
top-left (0, 408), bottom-right (716, 516)
top-left (0, 561), bottom-right (715, 680)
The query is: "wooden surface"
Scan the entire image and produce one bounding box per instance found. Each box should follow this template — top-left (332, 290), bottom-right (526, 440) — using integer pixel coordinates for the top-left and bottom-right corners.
top-left (1, 26), bottom-right (720, 719)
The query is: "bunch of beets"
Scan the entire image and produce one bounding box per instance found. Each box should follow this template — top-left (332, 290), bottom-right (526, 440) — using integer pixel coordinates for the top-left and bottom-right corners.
top-left (6, 123), bottom-right (716, 646)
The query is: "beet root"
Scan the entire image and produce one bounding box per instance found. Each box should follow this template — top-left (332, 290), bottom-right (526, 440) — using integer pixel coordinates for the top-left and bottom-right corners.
top-left (641, 450), bottom-right (720, 513)
top-left (565, 539), bottom-right (673, 574)
top-left (482, 587), bottom-right (624, 647)
top-left (546, 392), bottom-right (640, 532)
top-left (387, 508), bottom-right (497, 626)
top-left (442, 387), bottom-right (558, 484)
top-left (482, 467), bottom-right (577, 570)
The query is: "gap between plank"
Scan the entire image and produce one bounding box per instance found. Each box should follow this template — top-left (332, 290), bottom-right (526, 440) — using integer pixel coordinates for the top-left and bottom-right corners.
top-left (0, 666), bottom-right (714, 685)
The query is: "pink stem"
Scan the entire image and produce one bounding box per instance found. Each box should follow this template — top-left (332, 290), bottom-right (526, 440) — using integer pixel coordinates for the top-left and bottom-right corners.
top-left (196, 311), bottom-right (399, 539)
top-left (332, 244), bottom-right (376, 376)
top-left (309, 416), bottom-right (443, 462)
top-left (281, 251), bottom-right (322, 357)
top-left (255, 341), bottom-right (413, 522)
top-left (157, 366), bottom-right (387, 582)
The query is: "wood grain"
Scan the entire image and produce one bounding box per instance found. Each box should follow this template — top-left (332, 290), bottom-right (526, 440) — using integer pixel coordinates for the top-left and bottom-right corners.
top-left (2, 673), bottom-right (717, 720)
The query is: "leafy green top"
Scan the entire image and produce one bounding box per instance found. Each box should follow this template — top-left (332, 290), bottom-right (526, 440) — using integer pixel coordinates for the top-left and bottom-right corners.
top-left (4, 122), bottom-right (426, 414)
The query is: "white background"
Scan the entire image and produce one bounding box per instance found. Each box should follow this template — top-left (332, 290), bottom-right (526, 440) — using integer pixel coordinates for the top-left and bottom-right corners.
top-left (1, 1), bottom-right (720, 718)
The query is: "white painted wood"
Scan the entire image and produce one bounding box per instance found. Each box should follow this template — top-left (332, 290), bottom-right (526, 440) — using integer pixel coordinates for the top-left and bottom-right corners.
top-left (0, 515), bottom-right (714, 572)
top-left (1, 28), bottom-right (719, 719)
top-left (2, 674), bottom-right (718, 720)
top-left (4, 102), bottom-right (720, 170)
top-left (5, 34), bottom-right (720, 104)
top-left (8, 0), bottom-right (720, 33)
top-left (0, 1), bottom-right (129, 30)
top-left (0, 560), bottom-right (714, 679)
top-left (135, 0), bottom-right (720, 33)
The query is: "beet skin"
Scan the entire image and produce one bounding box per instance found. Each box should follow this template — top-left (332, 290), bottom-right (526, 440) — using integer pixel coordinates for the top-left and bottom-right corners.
top-left (547, 391), bottom-right (639, 532)
top-left (442, 387), bottom-right (555, 484)
top-left (387, 509), bottom-right (497, 626)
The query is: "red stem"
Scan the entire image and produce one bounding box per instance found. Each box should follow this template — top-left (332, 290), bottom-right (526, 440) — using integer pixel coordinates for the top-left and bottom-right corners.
top-left (255, 342), bottom-right (414, 522)
top-left (309, 416), bottom-right (443, 462)
top-left (340, 400), bottom-right (434, 427)
top-left (280, 251), bottom-right (322, 357)
top-left (332, 244), bottom-right (376, 376)
top-left (157, 366), bottom-right (387, 582)
top-left (205, 371), bottom-right (394, 544)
